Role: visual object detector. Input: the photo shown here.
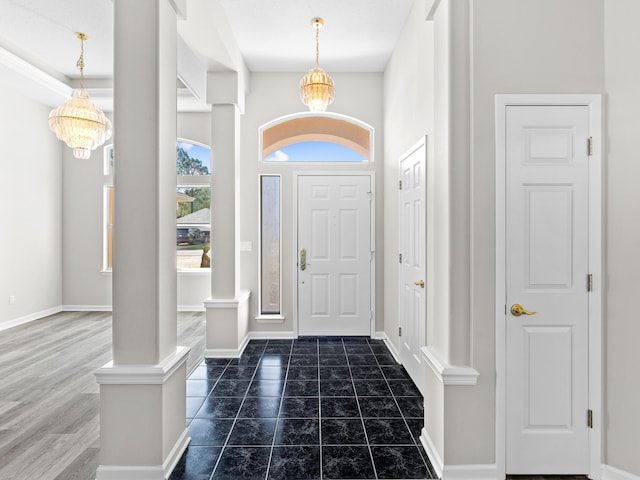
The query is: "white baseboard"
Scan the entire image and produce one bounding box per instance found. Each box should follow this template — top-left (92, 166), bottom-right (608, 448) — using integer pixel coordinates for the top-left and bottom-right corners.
top-left (420, 426), bottom-right (444, 478)
top-left (164, 428), bottom-right (190, 479)
top-left (0, 305), bottom-right (62, 332)
top-left (95, 447), bottom-right (196, 480)
top-left (205, 334), bottom-right (250, 358)
top-left (419, 427), bottom-right (497, 480)
top-left (248, 331), bottom-right (296, 340)
top-left (96, 465), bottom-right (165, 480)
top-left (178, 304), bottom-right (205, 312)
top-left (442, 464), bottom-right (497, 480)
top-left (62, 304), bottom-right (112, 311)
top-left (62, 304), bottom-right (205, 313)
top-left (374, 330), bottom-right (401, 363)
top-left (602, 464), bottom-right (640, 480)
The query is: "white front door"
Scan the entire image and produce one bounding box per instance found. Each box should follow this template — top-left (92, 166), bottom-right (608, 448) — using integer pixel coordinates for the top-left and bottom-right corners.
top-left (505, 105), bottom-right (590, 474)
top-left (399, 139), bottom-right (427, 394)
top-left (297, 175), bottom-right (372, 336)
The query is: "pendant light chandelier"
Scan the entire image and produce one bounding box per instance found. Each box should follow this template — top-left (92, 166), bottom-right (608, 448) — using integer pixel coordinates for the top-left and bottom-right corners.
top-left (49, 32), bottom-right (112, 159)
top-left (300, 18), bottom-right (335, 112)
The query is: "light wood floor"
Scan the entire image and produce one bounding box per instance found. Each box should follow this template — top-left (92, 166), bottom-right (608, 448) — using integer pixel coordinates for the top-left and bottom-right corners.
top-left (0, 310), bottom-right (205, 480)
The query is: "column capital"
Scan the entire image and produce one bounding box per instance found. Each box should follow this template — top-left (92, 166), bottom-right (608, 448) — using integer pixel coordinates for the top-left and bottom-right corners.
top-left (207, 71), bottom-right (245, 113)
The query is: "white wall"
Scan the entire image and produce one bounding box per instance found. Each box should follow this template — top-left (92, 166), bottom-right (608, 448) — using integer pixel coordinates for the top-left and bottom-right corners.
top-left (603, 0), bottom-right (640, 475)
top-left (384, 0), bottom-right (606, 467)
top-left (239, 72), bottom-right (384, 334)
top-left (461, 0), bottom-right (605, 466)
top-left (0, 84), bottom-right (62, 326)
top-left (383, 0), bottom-right (434, 349)
top-left (61, 112), bottom-right (211, 310)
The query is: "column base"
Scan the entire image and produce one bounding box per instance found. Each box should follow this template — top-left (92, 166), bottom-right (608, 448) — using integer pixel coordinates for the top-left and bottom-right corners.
top-left (95, 347), bottom-right (190, 480)
top-left (204, 290), bottom-right (251, 357)
top-left (95, 428), bottom-right (189, 480)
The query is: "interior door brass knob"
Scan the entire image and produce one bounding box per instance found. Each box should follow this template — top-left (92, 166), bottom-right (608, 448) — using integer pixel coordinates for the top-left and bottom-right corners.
top-left (511, 304), bottom-right (537, 316)
top-left (414, 280), bottom-right (425, 288)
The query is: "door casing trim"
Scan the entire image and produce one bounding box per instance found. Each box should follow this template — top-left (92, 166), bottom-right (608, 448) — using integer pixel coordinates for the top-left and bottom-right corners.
top-left (494, 94), bottom-right (602, 479)
top-left (292, 171), bottom-right (376, 337)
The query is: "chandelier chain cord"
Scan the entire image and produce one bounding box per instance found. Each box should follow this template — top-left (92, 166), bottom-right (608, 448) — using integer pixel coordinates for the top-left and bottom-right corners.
top-left (76, 37), bottom-right (85, 90)
top-left (315, 25), bottom-right (319, 66)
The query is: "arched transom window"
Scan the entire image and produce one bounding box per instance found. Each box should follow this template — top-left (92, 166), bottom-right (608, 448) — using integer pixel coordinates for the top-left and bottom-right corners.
top-left (260, 113), bottom-right (373, 162)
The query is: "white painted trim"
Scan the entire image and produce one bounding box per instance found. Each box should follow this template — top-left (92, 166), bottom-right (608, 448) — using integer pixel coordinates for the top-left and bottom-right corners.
top-left (95, 346), bottom-right (190, 385)
top-left (421, 346), bottom-right (479, 386)
top-left (248, 331), bottom-right (297, 340)
top-left (205, 335), bottom-right (249, 358)
top-left (602, 464), bottom-right (640, 480)
top-left (255, 315), bottom-right (286, 324)
top-left (373, 331), bottom-right (401, 364)
top-left (421, 429), bottom-right (497, 479)
top-left (63, 304), bottom-right (204, 312)
top-left (494, 94), bottom-right (602, 479)
top-left (96, 465), bottom-right (164, 480)
top-left (257, 174), bottom-right (283, 318)
top-left (95, 430), bottom-right (189, 480)
top-left (370, 331), bottom-right (385, 340)
top-left (441, 464), bottom-right (498, 480)
top-left (63, 305), bottom-right (112, 311)
top-left (203, 290), bottom-right (251, 309)
top-left (0, 306), bottom-right (63, 332)
top-left (425, 0), bottom-right (443, 20)
top-left (397, 136), bottom-right (429, 393)
top-left (421, 426), bottom-right (444, 479)
top-left (163, 428), bottom-right (190, 479)
top-left (293, 172), bottom-right (376, 338)
top-left (178, 305), bottom-right (206, 312)
top-left (0, 45), bottom-right (70, 105)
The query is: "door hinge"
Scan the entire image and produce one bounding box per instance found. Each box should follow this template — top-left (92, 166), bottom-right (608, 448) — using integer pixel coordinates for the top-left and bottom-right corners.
top-left (587, 409), bottom-right (593, 428)
top-left (399, 180), bottom-right (403, 190)
top-left (587, 273), bottom-right (593, 292)
top-left (399, 327), bottom-right (402, 337)
top-left (588, 137), bottom-right (594, 156)
top-left (399, 253), bottom-right (403, 263)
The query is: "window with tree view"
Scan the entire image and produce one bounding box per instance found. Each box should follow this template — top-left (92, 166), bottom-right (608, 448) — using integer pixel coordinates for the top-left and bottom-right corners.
top-left (104, 140), bottom-right (212, 271)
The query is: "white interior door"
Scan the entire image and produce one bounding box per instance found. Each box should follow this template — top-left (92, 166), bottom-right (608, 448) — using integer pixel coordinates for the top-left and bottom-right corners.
top-left (399, 139), bottom-right (427, 394)
top-left (505, 105), bottom-right (590, 474)
top-left (297, 175), bottom-right (372, 336)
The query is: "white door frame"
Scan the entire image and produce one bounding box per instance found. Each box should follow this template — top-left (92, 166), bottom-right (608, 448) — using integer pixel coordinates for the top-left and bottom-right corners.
top-left (292, 171), bottom-right (376, 337)
top-left (495, 94), bottom-right (602, 479)
top-left (398, 136), bottom-right (429, 394)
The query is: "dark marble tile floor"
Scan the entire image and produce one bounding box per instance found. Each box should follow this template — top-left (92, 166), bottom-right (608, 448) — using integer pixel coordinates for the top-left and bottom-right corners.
top-left (171, 337), bottom-right (436, 480)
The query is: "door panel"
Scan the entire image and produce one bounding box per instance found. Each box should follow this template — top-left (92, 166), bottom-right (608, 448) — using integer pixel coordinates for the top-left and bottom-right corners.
top-left (298, 175), bottom-right (372, 336)
top-left (399, 139), bottom-right (427, 394)
top-left (505, 105), bottom-right (589, 474)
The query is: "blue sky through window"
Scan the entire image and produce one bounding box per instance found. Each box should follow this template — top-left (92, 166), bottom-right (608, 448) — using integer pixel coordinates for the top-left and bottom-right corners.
top-left (264, 141), bottom-right (367, 162)
top-left (178, 141), bottom-right (211, 171)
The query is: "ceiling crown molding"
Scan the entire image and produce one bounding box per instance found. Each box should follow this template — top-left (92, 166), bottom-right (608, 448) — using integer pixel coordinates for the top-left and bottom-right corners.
top-left (0, 45), bottom-right (70, 107)
top-left (0, 43), bottom-right (209, 113)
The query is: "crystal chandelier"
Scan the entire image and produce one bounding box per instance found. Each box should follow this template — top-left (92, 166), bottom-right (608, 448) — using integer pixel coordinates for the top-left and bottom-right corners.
top-left (300, 18), bottom-right (335, 113)
top-left (49, 32), bottom-right (112, 159)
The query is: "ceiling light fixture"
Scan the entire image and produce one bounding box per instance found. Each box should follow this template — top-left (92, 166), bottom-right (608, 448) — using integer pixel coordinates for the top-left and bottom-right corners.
top-left (300, 18), bottom-right (335, 113)
top-left (49, 32), bottom-right (112, 159)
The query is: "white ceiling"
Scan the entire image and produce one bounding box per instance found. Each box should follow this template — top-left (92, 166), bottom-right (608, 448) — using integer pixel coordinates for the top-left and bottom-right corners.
top-left (0, 0), bottom-right (414, 110)
top-left (218, 0), bottom-right (415, 72)
top-left (0, 0), bottom-right (414, 76)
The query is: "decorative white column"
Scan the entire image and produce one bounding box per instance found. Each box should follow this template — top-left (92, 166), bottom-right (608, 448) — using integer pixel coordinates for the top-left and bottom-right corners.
top-left (94, 1), bottom-right (190, 478)
top-left (204, 71), bottom-right (251, 357)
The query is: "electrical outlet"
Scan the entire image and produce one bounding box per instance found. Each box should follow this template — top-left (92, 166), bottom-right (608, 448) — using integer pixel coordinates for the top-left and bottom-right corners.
top-left (9, 295), bottom-right (15, 305)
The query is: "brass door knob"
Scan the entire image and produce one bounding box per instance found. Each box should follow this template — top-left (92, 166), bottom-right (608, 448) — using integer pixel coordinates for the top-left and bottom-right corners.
top-left (414, 280), bottom-right (425, 288)
top-left (511, 304), bottom-right (537, 316)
